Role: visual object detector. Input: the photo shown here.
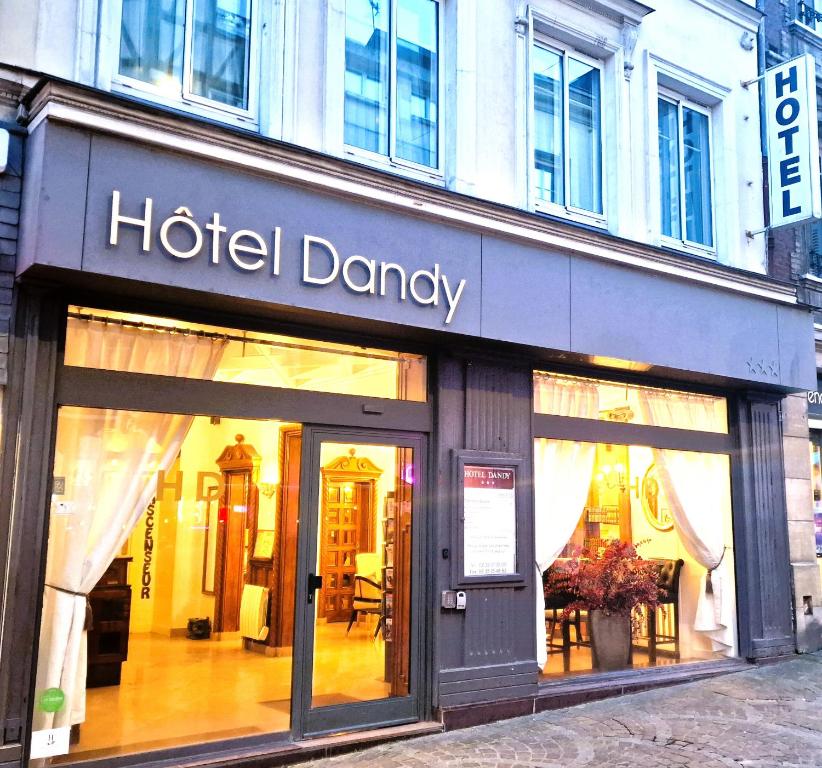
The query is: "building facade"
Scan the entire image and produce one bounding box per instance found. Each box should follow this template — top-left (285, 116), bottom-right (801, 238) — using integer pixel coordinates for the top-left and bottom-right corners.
top-left (0, 1), bottom-right (818, 767)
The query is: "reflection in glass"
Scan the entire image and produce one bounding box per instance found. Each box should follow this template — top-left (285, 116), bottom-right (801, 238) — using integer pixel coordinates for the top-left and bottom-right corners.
top-left (533, 46), bottom-right (564, 205)
top-left (568, 58), bottom-right (602, 213)
top-left (191, 0), bottom-right (252, 109)
top-left (119, 0), bottom-right (185, 91)
top-left (658, 98), bottom-right (681, 239)
top-left (395, 0), bottom-right (439, 167)
top-left (345, 0), bottom-right (390, 155)
top-left (312, 442), bottom-right (413, 707)
top-left (683, 107), bottom-right (713, 246)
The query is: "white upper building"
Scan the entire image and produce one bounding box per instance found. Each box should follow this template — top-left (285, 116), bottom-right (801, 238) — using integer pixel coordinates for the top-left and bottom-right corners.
top-left (0, 0), bottom-right (765, 272)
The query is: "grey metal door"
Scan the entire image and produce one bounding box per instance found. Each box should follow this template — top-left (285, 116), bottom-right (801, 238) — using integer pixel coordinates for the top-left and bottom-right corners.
top-left (291, 426), bottom-right (426, 738)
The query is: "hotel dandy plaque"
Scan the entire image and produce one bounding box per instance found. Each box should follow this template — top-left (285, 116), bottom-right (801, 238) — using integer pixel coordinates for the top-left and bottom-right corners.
top-left (462, 464), bottom-right (517, 577)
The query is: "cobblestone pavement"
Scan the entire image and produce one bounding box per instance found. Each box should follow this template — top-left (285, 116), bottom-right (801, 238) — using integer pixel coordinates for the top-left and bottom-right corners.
top-left (300, 655), bottom-right (822, 767)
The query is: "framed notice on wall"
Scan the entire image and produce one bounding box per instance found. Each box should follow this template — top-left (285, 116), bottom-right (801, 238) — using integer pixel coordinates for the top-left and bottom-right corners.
top-left (463, 464), bottom-right (517, 576)
top-left (453, 450), bottom-right (526, 586)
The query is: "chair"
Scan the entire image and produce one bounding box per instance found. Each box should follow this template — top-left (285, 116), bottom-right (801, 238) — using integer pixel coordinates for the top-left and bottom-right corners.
top-left (646, 558), bottom-right (684, 662)
top-left (346, 553), bottom-right (383, 637)
top-left (543, 567), bottom-right (586, 672)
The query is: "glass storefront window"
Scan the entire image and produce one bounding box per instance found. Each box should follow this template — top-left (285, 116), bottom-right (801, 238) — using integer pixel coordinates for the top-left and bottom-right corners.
top-left (534, 371), bottom-right (728, 434)
top-left (534, 437), bottom-right (738, 677)
top-left (35, 414), bottom-right (417, 761)
top-left (34, 408), bottom-right (297, 760)
top-left (65, 307), bottom-right (427, 401)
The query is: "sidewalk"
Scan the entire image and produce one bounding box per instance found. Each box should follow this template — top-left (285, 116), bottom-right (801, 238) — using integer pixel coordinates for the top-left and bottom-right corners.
top-left (299, 655), bottom-right (822, 767)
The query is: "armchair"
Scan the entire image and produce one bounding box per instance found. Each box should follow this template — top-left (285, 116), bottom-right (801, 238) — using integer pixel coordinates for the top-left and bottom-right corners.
top-left (346, 552), bottom-right (384, 638)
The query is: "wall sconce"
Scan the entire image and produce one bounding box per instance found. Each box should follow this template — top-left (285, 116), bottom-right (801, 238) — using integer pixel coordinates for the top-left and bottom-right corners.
top-left (259, 482), bottom-right (278, 499)
top-left (596, 463), bottom-right (640, 497)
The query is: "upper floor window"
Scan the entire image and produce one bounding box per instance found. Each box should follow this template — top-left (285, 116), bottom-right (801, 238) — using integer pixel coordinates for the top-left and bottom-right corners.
top-left (798, 0), bottom-right (822, 30)
top-left (344, 0), bottom-right (440, 169)
top-left (658, 95), bottom-right (714, 249)
top-left (118, 0), bottom-right (254, 115)
top-left (532, 43), bottom-right (603, 217)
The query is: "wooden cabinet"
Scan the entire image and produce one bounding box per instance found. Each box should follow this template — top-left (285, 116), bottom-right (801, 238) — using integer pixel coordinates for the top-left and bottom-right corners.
top-left (87, 557), bottom-right (132, 688)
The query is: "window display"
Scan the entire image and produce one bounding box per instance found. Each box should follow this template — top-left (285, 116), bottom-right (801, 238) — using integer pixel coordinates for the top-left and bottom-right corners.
top-left (533, 371), bottom-right (737, 678)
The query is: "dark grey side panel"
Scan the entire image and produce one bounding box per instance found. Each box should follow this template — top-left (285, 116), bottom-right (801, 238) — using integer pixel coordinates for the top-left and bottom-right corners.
top-left (776, 305), bottom-right (816, 390)
top-left (734, 395), bottom-right (795, 658)
top-left (435, 358), bottom-right (538, 707)
top-left (0, 290), bottom-right (60, 766)
top-left (17, 122), bottom-right (88, 273)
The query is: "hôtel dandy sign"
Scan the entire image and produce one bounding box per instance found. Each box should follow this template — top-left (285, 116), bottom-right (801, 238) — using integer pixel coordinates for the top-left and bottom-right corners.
top-left (108, 190), bottom-right (468, 325)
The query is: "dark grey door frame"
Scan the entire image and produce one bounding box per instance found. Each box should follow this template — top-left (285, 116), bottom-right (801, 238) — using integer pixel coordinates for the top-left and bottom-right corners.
top-left (291, 426), bottom-right (428, 738)
top-left (0, 289), bottom-right (61, 764)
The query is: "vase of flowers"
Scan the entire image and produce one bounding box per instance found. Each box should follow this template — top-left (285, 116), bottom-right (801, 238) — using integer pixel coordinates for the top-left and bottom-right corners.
top-left (555, 540), bottom-right (662, 671)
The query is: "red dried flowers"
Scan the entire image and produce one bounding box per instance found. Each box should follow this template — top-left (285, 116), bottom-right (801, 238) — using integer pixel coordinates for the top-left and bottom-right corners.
top-left (545, 539), bottom-right (664, 620)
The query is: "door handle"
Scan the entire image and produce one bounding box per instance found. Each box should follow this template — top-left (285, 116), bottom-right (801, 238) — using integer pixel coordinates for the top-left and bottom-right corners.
top-left (307, 573), bottom-right (323, 604)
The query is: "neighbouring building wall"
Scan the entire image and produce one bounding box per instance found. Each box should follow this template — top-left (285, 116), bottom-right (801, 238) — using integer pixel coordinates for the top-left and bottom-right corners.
top-left (0, 122), bottom-right (21, 429)
top-left (782, 392), bottom-right (822, 651)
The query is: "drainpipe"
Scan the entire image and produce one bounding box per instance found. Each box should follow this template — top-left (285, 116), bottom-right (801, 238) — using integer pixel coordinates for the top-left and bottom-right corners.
top-left (756, 0), bottom-right (767, 156)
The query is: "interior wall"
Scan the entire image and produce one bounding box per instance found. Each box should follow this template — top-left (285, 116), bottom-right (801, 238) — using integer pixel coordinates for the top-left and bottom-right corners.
top-left (169, 417), bottom-right (286, 631)
top-left (151, 457), bottom-right (180, 636)
top-left (125, 418), bottom-right (289, 634)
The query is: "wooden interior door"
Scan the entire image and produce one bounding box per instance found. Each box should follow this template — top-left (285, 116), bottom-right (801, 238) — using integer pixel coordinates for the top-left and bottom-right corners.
top-left (213, 435), bottom-right (260, 634)
top-left (319, 480), bottom-right (360, 622)
top-left (214, 471), bottom-right (250, 632)
top-left (318, 451), bottom-right (382, 623)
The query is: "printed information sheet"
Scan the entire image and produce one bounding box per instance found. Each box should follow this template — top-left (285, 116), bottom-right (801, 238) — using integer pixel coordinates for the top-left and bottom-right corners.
top-left (463, 464), bottom-right (516, 576)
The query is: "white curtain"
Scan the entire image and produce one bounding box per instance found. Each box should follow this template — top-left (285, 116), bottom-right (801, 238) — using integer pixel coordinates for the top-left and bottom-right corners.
top-left (533, 375), bottom-right (598, 668)
top-left (33, 321), bottom-right (226, 732)
top-left (638, 389), bottom-right (735, 655)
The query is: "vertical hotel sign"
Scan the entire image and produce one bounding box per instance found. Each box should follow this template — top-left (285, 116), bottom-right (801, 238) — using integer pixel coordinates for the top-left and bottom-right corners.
top-left (765, 54), bottom-right (822, 228)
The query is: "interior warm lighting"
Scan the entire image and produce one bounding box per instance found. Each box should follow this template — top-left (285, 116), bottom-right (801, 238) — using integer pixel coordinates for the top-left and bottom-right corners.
top-left (66, 306), bottom-right (427, 403)
top-left (590, 355), bottom-right (652, 372)
top-left (534, 371), bottom-right (728, 434)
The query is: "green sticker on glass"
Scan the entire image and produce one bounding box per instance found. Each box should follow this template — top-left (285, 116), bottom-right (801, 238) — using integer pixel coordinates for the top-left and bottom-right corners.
top-left (37, 688), bottom-right (65, 713)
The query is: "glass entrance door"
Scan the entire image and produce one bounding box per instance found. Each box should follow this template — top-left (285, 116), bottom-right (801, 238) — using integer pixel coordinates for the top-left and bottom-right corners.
top-left (293, 428), bottom-right (423, 737)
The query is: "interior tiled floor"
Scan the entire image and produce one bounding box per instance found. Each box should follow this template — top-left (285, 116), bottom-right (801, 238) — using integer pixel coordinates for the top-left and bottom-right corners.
top-left (540, 621), bottom-right (713, 679)
top-left (56, 618), bottom-right (388, 763)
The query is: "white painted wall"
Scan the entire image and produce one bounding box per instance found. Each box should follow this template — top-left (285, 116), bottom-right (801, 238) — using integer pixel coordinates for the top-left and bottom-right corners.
top-left (0, 0), bottom-right (766, 271)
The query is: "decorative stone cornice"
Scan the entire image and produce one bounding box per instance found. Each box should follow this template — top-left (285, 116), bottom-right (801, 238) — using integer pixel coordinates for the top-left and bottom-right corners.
top-left (21, 79), bottom-right (798, 308)
top-left (567, 0), bottom-right (655, 26)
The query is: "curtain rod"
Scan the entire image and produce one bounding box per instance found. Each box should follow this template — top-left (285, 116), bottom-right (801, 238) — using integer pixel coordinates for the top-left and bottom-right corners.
top-left (67, 312), bottom-right (416, 365)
